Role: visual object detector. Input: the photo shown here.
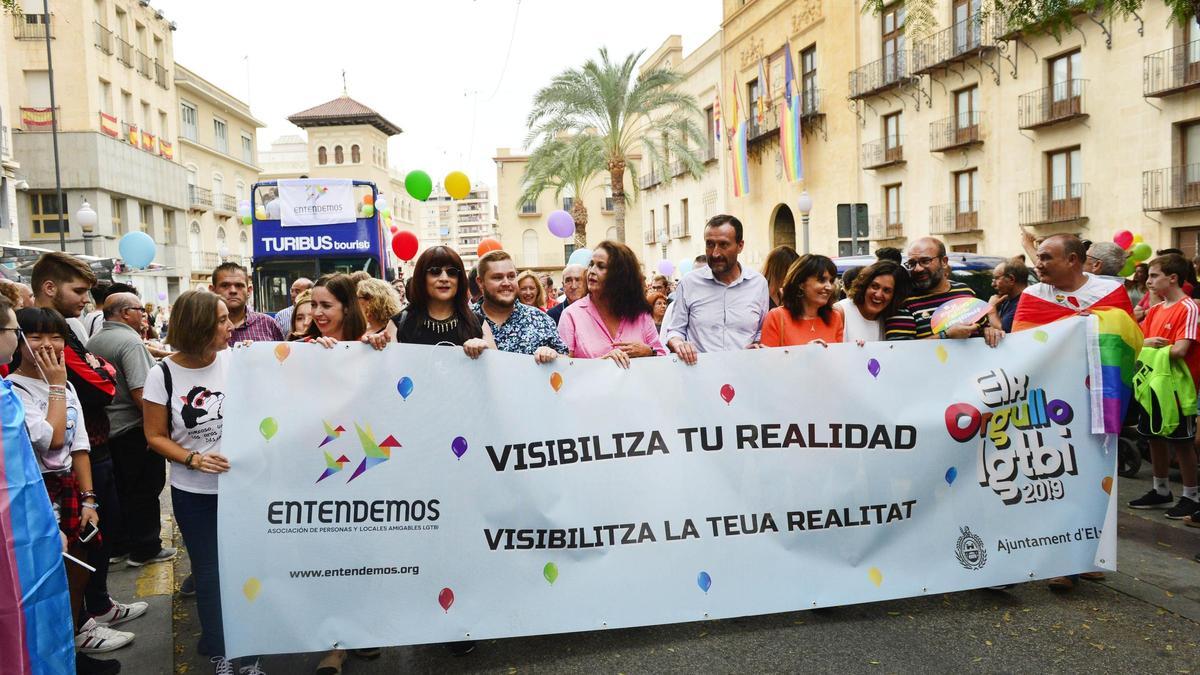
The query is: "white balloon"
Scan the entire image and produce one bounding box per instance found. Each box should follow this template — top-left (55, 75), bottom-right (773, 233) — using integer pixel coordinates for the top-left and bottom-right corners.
top-left (266, 199), bottom-right (282, 219)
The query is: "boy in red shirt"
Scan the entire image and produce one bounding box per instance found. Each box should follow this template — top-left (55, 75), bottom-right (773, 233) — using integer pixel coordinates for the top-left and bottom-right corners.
top-left (1128, 253), bottom-right (1200, 521)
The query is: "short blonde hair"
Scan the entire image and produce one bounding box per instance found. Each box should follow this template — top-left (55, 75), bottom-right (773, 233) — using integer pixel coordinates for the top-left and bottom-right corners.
top-left (355, 277), bottom-right (401, 323)
top-left (167, 290), bottom-right (222, 355)
top-left (516, 270), bottom-right (546, 308)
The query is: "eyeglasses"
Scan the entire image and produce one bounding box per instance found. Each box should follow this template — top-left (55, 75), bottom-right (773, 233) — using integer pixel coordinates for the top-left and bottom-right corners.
top-left (902, 256), bottom-right (937, 270)
top-left (122, 306), bottom-right (148, 314)
top-left (426, 266), bottom-right (461, 278)
top-left (0, 327), bottom-right (22, 339)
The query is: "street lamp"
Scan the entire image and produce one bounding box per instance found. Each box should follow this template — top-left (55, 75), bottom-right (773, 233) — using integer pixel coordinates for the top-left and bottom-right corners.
top-left (797, 190), bottom-right (813, 254)
top-left (75, 199), bottom-right (98, 231)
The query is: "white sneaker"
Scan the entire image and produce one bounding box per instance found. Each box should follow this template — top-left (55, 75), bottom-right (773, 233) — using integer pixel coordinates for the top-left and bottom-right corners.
top-left (75, 618), bottom-right (135, 653)
top-left (211, 656), bottom-right (235, 675)
top-left (239, 660), bottom-right (266, 675)
top-left (91, 599), bottom-right (149, 627)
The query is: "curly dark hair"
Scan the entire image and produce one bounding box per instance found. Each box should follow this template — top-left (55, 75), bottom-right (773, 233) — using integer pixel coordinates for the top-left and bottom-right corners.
top-left (849, 260), bottom-right (909, 320)
top-left (779, 254), bottom-right (838, 325)
top-left (593, 241), bottom-right (653, 321)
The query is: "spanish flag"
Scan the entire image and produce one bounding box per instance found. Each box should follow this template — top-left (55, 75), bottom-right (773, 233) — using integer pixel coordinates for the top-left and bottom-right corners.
top-left (127, 124), bottom-right (138, 146)
top-left (19, 107), bottom-right (54, 129)
top-left (99, 112), bottom-right (119, 138)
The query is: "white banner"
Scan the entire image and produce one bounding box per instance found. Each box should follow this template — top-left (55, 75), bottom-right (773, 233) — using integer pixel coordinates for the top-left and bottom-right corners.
top-left (218, 317), bottom-right (1117, 658)
top-left (276, 178), bottom-right (356, 227)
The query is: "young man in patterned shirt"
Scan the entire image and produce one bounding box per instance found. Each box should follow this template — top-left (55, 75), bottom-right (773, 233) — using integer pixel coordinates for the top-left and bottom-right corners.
top-left (472, 250), bottom-right (567, 363)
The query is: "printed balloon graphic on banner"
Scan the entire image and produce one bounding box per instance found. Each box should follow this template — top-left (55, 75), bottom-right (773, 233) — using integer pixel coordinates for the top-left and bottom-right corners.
top-left (867, 358), bottom-right (880, 379)
top-left (944, 466), bottom-right (957, 486)
top-left (273, 343), bottom-right (290, 364)
top-left (549, 371), bottom-right (563, 392)
top-left (697, 571), bottom-right (712, 593)
top-left (405, 171), bottom-right (433, 201)
top-left (543, 562), bottom-right (559, 585)
top-left (397, 376), bottom-right (414, 400)
top-left (438, 587), bottom-right (454, 612)
top-left (451, 436), bottom-right (468, 459)
top-left (929, 297), bottom-right (990, 335)
top-left (868, 567), bottom-right (883, 587)
top-left (243, 578), bottom-right (262, 602)
top-left (719, 384), bottom-right (735, 405)
top-left (119, 231), bottom-right (157, 268)
top-left (444, 171), bottom-right (471, 200)
top-left (259, 417), bottom-right (278, 441)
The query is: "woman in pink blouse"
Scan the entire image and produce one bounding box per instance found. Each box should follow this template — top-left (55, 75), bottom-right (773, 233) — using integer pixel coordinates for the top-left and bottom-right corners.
top-left (559, 241), bottom-right (666, 368)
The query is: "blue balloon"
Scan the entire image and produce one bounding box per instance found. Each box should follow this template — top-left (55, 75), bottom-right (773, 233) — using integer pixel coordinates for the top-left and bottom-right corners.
top-left (678, 258), bottom-right (695, 277)
top-left (697, 570), bottom-right (712, 593)
top-left (397, 376), bottom-right (414, 400)
top-left (945, 466), bottom-right (957, 486)
top-left (118, 231), bottom-right (157, 269)
top-left (567, 247), bottom-right (593, 267)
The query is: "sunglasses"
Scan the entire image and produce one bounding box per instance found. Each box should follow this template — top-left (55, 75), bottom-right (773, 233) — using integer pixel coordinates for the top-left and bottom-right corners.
top-left (426, 266), bottom-right (461, 278)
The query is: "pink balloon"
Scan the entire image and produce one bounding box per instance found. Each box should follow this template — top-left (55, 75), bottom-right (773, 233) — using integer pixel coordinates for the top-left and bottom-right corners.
top-left (1113, 230), bottom-right (1133, 250)
top-left (657, 259), bottom-right (675, 276)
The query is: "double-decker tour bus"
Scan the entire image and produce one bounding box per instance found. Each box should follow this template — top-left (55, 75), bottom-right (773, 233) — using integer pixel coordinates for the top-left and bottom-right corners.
top-left (250, 179), bottom-right (389, 314)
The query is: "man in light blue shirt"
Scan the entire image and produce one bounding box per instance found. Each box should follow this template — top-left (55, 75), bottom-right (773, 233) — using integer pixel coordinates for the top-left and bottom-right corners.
top-left (664, 215), bottom-right (770, 364)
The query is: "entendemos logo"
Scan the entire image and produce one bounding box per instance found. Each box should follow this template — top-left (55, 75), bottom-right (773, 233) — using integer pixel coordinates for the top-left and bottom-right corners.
top-left (955, 525), bottom-right (987, 570)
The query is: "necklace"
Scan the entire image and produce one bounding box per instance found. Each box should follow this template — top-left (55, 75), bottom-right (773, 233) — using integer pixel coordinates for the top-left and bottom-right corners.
top-left (422, 315), bottom-right (459, 334)
top-left (801, 315), bottom-right (819, 332)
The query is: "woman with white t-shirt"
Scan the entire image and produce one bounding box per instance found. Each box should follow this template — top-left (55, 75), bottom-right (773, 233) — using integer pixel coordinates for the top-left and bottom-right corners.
top-left (833, 260), bottom-right (908, 343)
top-left (142, 290), bottom-right (240, 674)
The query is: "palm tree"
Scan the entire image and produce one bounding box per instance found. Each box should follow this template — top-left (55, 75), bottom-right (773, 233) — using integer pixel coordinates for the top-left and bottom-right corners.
top-left (527, 48), bottom-right (707, 243)
top-left (518, 133), bottom-right (606, 249)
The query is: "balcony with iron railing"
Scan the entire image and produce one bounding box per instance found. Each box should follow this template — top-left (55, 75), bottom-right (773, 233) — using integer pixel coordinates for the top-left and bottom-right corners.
top-left (643, 227), bottom-right (656, 245)
top-left (115, 36), bottom-right (133, 66)
top-left (215, 194), bottom-right (237, 213)
top-left (930, 202), bottom-right (984, 234)
top-left (519, 201), bottom-right (538, 215)
top-left (869, 214), bottom-right (905, 241)
top-left (136, 50), bottom-right (153, 78)
top-left (13, 13), bottom-right (51, 40)
top-left (929, 112), bottom-right (983, 152)
top-left (0, 126), bottom-right (8, 157)
top-left (188, 185), bottom-right (213, 209)
top-left (800, 88), bottom-right (823, 120)
top-left (190, 251), bottom-right (220, 273)
top-left (154, 60), bottom-right (170, 89)
top-left (747, 107), bottom-right (781, 144)
top-left (639, 169), bottom-right (661, 190)
top-left (1144, 41), bottom-right (1200, 98)
top-left (701, 145), bottom-right (718, 163)
top-left (1143, 165), bottom-right (1200, 212)
top-left (1017, 80), bottom-right (1088, 130)
top-left (849, 51), bottom-right (914, 99)
top-left (912, 14), bottom-right (995, 74)
top-left (19, 106), bottom-right (58, 132)
top-left (862, 136), bottom-right (905, 170)
top-left (94, 22), bottom-right (112, 54)
top-left (670, 159), bottom-right (689, 177)
top-left (1018, 184), bottom-right (1088, 226)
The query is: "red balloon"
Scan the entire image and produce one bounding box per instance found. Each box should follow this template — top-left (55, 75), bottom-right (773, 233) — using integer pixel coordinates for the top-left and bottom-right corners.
top-left (389, 225), bottom-right (399, 234)
top-left (477, 238), bottom-right (502, 258)
top-left (438, 587), bottom-right (454, 612)
top-left (1113, 230), bottom-right (1133, 250)
top-left (720, 384), bottom-right (735, 405)
top-left (391, 231), bottom-right (419, 261)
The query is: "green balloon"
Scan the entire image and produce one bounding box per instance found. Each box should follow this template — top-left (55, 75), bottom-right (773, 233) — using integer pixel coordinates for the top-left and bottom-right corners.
top-left (405, 170), bottom-right (433, 202)
top-left (1131, 242), bottom-right (1152, 262)
top-left (361, 205), bottom-right (375, 218)
top-left (1119, 259), bottom-right (1136, 278)
top-left (543, 562), bottom-right (558, 585)
top-left (241, 215), bottom-right (252, 226)
top-left (259, 417), bottom-right (278, 441)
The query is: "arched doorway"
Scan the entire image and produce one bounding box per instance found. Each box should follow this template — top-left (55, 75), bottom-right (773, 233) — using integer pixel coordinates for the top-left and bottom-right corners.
top-left (771, 204), bottom-right (796, 250)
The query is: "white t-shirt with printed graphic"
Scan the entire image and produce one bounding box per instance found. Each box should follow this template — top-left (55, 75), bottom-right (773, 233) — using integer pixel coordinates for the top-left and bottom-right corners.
top-left (5, 373), bottom-right (90, 474)
top-left (143, 351), bottom-right (228, 495)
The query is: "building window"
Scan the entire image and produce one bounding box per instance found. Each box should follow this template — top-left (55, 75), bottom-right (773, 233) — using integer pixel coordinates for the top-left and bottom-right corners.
top-left (163, 210), bottom-right (174, 243)
top-left (335, 145), bottom-right (344, 164)
top-left (1048, 50), bottom-right (1082, 117)
top-left (189, 221), bottom-right (201, 253)
top-left (606, 226), bottom-right (618, 241)
top-left (216, 226), bottom-right (227, 256)
top-left (111, 195), bottom-right (123, 235)
top-left (882, 3), bottom-right (906, 82)
top-left (522, 228), bottom-right (539, 266)
top-left (954, 85), bottom-right (979, 136)
top-left (140, 203), bottom-right (152, 232)
top-left (883, 111), bottom-right (902, 161)
top-left (680, 198), bottom-right (690, 236)
top-left (648, 209), bottom-right (656, 243)
top-left (213, 117), bottom-right (228, 153)
top-left (663, 203), bottom-right (671, 238)
top-left (801, 45), bottom-right (817, 113)
top-left (30, 193), bottom-right (67, 236)
top-left (1182, 121), bottom-right (1200, 188)
top-left (885, 184), bottom-right (902, 226)
top-left (747, 78), bottom-right (761, 133)
top-left (603, 184), bottom-right (614, 212)
top-left (520, 199), bottom-right (537, 214)
top-left (562, 196), bottom-right (574, 212)
top-left (703, 105), bottom-right (716, 159)
top-left (241, 134), bottom-right (253, 164)
top-left (1047, 146), bottom-right (1082, 215)
top-left (99, 79), bottom-right (112, 114)
top-left (318, 146), bottom-right (327, 165)
top-left (351, 144), bottom-right (360, 163)
top-left (955, 169), bottom-right (978, 229)
top-left (212, 175), bottom-right (223, 203)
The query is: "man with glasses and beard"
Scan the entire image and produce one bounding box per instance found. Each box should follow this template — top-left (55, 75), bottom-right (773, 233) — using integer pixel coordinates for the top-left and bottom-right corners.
top-left (885, 237), bottom-right (1003, 347)
top-left (473, 250), bottom-right (567, 362)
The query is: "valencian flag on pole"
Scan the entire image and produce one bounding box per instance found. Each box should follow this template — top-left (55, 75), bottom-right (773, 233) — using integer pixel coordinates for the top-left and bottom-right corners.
top-left (779, 43), bottom-right (803, 183)
top-left (0, 378), bottom-right (75, 673)
top-left (1011, 280), bottom-right (1139, 434)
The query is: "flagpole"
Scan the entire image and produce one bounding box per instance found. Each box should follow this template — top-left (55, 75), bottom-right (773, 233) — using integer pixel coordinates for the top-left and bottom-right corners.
top-left (43, 0), bottom-right (66, 252)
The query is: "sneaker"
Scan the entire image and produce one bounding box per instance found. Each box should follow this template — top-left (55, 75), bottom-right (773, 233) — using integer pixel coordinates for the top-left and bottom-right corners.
top-left (126, 547), bottom-right (177, 567)
top-left (1128, 489), bottom-right (1173, 509)
top-left (75, 652), bottom-right (122, 675)
top-left (211, 657), bottom-right (235, 675)
top-left (107, 554), bottom-right (128, 567)
top-left (179, 574), bottom-right (196, 597)
top-left (90, 600), bottom-right (149, 627)
top-left (1165, 496), bottom-right (1200, 520)
top-left (238, 661), bottom-right (266, 675)
top-left (75, 618), bottom-right (135, 653)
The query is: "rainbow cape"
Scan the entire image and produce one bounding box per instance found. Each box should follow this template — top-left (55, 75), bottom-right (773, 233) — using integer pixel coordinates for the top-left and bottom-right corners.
top-left (1011, 278), bottom-right (1139, 433)
top-left (0, 379), bottom-right (75, 674)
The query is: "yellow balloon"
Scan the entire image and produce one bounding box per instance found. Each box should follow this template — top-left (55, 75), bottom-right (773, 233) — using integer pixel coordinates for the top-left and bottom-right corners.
top-left (444, 171), bottom-right (471, 200)
top-left (1132, 234), bottom-right (1144, 244)
top-left (243, 577), bottom-right (262, 602)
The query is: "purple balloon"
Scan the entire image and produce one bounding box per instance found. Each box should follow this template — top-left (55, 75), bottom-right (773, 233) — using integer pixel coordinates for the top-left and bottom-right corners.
top-left (547, 210), bottom-right (575, 239)
top-left (451, 436), bottom-right (468, 459)
top-left (867, 358), bottom-right (880, 379)
top-left (657, 259), bottom-right (675, 276)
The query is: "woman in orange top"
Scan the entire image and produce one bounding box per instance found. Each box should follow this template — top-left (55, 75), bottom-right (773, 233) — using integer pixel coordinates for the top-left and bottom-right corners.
top-left (761, 254), bottom-right (844, 347)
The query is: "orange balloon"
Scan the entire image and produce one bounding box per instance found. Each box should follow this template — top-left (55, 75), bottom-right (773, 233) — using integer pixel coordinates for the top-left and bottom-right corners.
top-left (477, 238), bottom-right (502, 257)
top-left (550, 371), bottom-right (563, 392)
top-left (1101, 476), bottom-right (1112, 495)
top-left (363, 194), bottom-right (375, 206)
top-left (274, 343), bottom-right (291, 363)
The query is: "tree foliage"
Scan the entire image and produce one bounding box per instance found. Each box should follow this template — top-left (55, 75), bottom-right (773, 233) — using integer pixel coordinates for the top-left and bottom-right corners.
top-left (518, 133), bottom-right (606, 247)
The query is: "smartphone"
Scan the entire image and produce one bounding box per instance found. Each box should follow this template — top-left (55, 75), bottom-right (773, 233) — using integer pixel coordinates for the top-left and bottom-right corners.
top-left (79, 521), bottom-right (99, 543)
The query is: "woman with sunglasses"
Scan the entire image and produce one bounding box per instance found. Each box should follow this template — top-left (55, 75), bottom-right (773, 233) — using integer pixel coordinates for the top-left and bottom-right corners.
top-left (396, 246), bottom-right (494, 358)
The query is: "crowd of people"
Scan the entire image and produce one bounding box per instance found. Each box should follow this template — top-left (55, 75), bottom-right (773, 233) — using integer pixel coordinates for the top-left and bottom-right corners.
top-left (2, 213), bottom-right (1199, 675)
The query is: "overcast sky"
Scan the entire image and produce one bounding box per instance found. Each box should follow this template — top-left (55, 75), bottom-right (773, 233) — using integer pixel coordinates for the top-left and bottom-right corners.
top-left (156, 0), bottom-right (721, 190)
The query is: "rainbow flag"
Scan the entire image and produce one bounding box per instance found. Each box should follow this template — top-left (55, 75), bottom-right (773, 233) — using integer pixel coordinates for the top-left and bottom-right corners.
top-left (779, 45), bottom-right (803, 183)
top-left (1087, 308), bottom-right (1143, 434)
top-left (732, 121), bottom-right (750, 197)
top-left (0, 380), bottom-right (75, 674)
